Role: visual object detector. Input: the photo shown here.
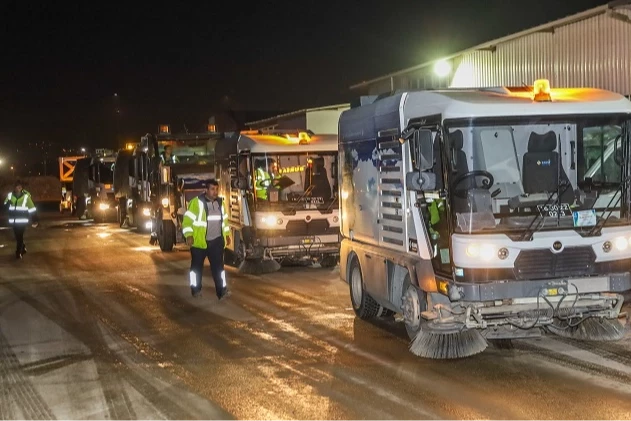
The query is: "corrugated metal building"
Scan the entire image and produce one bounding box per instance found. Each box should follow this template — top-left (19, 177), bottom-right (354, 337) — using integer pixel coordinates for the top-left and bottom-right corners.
top-left (246, 104), bottom-right (350, 134)
top-left (350, 1), bottom-right (631, 96)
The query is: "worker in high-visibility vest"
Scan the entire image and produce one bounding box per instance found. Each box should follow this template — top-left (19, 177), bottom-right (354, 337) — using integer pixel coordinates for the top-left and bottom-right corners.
top-left (254, 158), bottom-right (277, 200)
top-left (160, 145), bottom-right (179, 165)
top-left (182, 179), bottom-right (231, 299)
top-left (4, 180), bottom-right (38, 259)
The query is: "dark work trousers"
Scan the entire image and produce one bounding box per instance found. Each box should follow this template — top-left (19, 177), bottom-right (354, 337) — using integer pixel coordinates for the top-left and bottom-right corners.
top-left (13, 225), bottom-right (26, 254)
top-left (189, 236), bottom-right (226, 297)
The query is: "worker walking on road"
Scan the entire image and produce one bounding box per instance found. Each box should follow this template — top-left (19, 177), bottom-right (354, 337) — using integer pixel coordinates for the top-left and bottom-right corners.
top-left (182, 179), bottom-right (231, 299)
top-left (4, 180), bottom-right (38, 259)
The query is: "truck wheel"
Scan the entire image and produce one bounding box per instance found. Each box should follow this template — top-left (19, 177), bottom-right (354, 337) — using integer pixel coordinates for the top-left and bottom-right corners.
top-left (118, 207), bottom-right (126, 227)
top-left (159, 220), bottom-right (175, 252)
top-left (401, 275), bottom-right (426, 340)
top-left (349, 256), bottom-right (380, 320)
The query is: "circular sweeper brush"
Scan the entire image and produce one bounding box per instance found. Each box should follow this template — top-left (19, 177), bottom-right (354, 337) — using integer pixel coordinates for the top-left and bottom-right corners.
top-left (547, 316), bottom-right (628, 341)
top-left (237, 258), bottom-right (281, 275)
top-left (409, 321), bottom-right (488, 360)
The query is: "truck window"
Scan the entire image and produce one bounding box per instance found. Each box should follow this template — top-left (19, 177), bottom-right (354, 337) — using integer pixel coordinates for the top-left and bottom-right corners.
top-left (583, 125), bottom-right (622, 183)
top-left (252, 152), bottom-right (338, 210)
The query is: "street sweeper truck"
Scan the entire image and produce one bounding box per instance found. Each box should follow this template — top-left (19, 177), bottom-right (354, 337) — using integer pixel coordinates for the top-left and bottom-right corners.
top-left (146, 124), bottom-right (223, 251)
top-left (339, 80), bottom-right (631, 359)
top-left (216, 129), bottom-right (341, 274)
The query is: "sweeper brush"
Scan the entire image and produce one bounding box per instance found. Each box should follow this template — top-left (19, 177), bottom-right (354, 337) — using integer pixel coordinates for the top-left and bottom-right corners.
top-left (238, 258), bottom-right (281, 275)
top-left (547, 316), bottom-right (628, 341)
top-left (409, 323), bottom-right (488, 359)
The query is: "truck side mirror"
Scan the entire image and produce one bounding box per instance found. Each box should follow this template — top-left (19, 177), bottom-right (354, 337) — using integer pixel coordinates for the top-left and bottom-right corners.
top-left (411, 129), bottom-right (434, 171)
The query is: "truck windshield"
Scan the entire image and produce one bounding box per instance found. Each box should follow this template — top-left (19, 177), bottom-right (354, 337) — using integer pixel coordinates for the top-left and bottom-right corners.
top-left (443, 114), bottom-right (631, 235)
top-left (157, 139), bottom-right (214, 163)
top-left (251, 151), bottom-right (338, 211)
top-left (90, 162), bottom-right (114, 184)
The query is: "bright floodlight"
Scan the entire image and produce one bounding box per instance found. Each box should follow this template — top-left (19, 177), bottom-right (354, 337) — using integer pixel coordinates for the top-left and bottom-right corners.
top-left (434, 60), bottom-right (451, 77)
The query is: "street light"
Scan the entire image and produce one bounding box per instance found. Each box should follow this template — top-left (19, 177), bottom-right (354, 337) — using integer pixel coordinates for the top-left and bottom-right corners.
top-left (434, 60), bottom-right (452, 78)
top-left (81, 147), bottom-right (86, 153)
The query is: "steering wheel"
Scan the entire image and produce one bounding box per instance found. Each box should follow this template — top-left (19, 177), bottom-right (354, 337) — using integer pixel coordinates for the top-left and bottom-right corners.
top-left (452, 170), bottom-right (494, 198)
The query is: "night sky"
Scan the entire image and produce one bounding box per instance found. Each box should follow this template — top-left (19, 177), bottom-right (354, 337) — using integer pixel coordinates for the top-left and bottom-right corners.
top-left (0, 0), bottom-right (609, 168)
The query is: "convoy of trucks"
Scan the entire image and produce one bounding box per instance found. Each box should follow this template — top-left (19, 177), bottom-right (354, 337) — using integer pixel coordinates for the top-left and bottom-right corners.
top-left (52, 78), bottom-right (631, 359)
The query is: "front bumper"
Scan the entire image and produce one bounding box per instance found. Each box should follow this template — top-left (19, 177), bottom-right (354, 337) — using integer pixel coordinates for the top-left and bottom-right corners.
top-left (255, 234), bottom-right (340, 258)
top-left (453, 273), bottom-right (631, 302)
top-left (422, 275), bottom-right (629, 334)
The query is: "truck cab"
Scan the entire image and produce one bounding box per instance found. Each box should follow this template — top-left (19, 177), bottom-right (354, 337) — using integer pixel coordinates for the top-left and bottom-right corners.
top-left (72, 151), bottom-right (117, 222)
top-left (217, 130), bottom-right (340, 271)
top-left (148, 125), bottom-right (223, 251)
top-left (339, 82), bottom-right (631, 358)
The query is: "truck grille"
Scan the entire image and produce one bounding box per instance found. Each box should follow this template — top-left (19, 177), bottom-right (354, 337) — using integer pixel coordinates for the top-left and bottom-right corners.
top-left (514, 246), bottom-right (596, 280)
top-left (285, 219), bottom-right (332, 236)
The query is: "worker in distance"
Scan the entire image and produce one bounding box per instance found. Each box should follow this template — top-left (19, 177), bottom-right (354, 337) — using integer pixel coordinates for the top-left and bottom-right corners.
top-left (4, 180), bottom-right (38, 259)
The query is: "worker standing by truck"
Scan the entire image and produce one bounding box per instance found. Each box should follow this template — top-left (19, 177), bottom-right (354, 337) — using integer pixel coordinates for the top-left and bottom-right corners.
top-left (4, 180), bottom-right (38, 259)
top-left (182, 179), bottom-right (231, 299)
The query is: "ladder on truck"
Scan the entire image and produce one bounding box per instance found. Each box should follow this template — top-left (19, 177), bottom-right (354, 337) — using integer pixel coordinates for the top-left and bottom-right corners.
top-left (376, 130), bottom-right (408, 253)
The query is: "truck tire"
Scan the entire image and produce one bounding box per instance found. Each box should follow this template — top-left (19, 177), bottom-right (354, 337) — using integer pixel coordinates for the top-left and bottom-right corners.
top-left (118, 198), bottom-right (126, 227)
top-left (349, 256), bottom-right (380, 320)
top-left (159, 220), bottom-right (175, 252)
top-left (401, 275), bottom-right (426, 340)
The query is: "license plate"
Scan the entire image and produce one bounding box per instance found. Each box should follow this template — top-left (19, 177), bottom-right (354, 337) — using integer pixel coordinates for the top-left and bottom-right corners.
top-left (302, 237), bottom-right (314, 244)
top-left (537, 203), bottom-right (571, 217)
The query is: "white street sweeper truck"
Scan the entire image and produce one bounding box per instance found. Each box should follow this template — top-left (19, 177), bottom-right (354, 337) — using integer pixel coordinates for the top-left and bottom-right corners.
top-left (216, 130), bottom-right (341, 273)
top-left (339, 80), bottom-right (631, 359)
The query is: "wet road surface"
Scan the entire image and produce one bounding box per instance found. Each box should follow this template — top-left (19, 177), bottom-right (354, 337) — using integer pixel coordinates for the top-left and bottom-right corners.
top-left (1, 213), bottom-right (631, 419)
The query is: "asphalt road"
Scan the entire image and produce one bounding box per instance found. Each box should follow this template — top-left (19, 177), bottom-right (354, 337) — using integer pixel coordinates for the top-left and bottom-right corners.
top-left (1, 211), bottom-right (631, 419)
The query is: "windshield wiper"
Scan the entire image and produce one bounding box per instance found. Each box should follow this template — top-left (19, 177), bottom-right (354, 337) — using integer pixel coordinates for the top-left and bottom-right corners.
top-left (585, 173), bottom-right (631, 236)
top-left (284, 185), bottom-right (315, 215)
top-left (519, 181), bottom-right (573, 241)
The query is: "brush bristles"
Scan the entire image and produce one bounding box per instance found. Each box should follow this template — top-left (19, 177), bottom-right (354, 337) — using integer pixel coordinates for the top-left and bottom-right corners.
top-left (409, 328), bottom-right (488, 359)
top-left (548, 317), bottom-right (627, 341)
top-left (238, 259), bottom-right (281, 275)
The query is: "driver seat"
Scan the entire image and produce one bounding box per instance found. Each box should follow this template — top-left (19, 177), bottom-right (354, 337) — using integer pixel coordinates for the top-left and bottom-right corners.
top-left (450, 130), bottom-right (495, 228)
top-left (522, 131), bottom-right (574, 205)
top-left (451, 130), bottom-right (475, 190)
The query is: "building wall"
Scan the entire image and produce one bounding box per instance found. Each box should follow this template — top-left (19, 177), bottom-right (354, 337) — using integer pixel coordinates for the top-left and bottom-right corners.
top-left (306, 108), bottom-right (350, 134)
top-left (361, 9), bottom-right (631, 96)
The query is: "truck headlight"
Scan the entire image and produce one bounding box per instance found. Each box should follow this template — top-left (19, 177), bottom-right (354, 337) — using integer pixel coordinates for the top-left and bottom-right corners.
top-left (142, 208), bottom-right (151, 216)
top-left (161, 197), bottom-right (169, 207)
top-left (614, 236), bottom-right (628, 251)
top-left (261, 216), bottom-right (279, 226)
top-left (99, 203), bottom-right (110, 210)
top-left (465, 243), bottom-right (496, 261)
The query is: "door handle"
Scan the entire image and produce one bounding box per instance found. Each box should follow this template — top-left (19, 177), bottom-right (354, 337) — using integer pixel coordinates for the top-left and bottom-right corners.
top-left (365, 254), bottom-right (372, 259)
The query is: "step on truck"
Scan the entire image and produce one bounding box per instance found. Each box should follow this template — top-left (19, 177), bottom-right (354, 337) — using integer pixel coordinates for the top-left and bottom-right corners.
top-left (339, 80), bottom-right (631, 359)
top-left (216, 130), bottom-right (341, 273)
